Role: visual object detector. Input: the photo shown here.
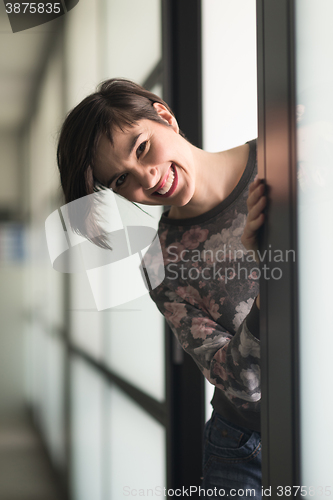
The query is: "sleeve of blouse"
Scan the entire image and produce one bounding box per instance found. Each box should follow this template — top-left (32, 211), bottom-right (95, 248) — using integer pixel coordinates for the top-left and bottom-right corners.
top-left (149, 284), bottom-right (261, 411)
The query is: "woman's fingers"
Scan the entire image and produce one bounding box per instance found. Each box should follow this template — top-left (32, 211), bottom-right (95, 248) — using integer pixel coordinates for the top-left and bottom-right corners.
top-left (248, 192), bottom-right (266, 223)
top-left (247, 179), bottom-right (265, 211)
top-left (242, 212), bottom-right (264, 238)
top-left (248, 176), bottom-right (261, 194)
top-left (241, 177), bottom-right (266, 253)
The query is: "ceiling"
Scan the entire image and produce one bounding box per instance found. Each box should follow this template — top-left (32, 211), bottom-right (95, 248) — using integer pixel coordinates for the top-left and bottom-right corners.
top-left (0, 2), bottom-right (58, 131)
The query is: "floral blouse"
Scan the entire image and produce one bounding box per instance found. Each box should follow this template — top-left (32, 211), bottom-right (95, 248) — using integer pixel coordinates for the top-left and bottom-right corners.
top-left (144, 139), bottom-right (261, 430)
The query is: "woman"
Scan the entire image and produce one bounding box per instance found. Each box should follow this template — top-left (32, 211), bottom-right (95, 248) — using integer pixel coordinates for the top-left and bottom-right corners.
top-left (57, 78), bottom-right (266, 499)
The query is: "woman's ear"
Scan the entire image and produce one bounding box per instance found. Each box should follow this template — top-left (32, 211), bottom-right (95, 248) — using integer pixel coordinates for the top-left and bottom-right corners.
top-left (153, 102), bottom-right (179, 133)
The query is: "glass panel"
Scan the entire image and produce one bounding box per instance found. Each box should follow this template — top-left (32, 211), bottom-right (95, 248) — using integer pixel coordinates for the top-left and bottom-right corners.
top-left (65, 0), bottom-right (102, 108)
top-left (103, 203), bottom-right (165, 401)
top-left (70, 271), bottom-right (105, 360)
top-left (107, 385), bottom-right (166, 498)
top-left (295, 0), bottom-right (333, 488)
top-left (103, 0), bottom-right (161, 84)
top-left (29, 322), bottom-right (46, 422)
top-left (70, 357), bottom-right (104, 500)
top-left (42, 335), bottom-right (65, 467)
top-left (104, 293), bottom-right (165, 401)
top-left (202, 0), bottom-right (257, 151)
top-left (27, 46), bottom-right (65, 332)
top-left (46, 267), bottom-right (64, 332)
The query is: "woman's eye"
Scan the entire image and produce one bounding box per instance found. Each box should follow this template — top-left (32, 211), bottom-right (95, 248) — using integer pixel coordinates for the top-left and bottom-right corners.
top-left (136, 141), bottom-right (147, 158)
top-left (115, 173), bottom-right (128, 187)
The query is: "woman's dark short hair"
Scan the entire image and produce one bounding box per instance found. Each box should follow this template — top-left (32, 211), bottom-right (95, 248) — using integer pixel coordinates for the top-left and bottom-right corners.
top-left (57, 78), bottom-right (180, 248)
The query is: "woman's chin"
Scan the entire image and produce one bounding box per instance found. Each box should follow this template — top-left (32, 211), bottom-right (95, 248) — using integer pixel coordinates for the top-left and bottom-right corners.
top-left (175, 192), bottom-right (194, 208)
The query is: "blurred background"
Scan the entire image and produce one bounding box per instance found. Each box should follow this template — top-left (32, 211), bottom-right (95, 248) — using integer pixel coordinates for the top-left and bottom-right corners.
top-left (0, 1), bottom-right (257, 498)
top-left (2, 0), bottom-right (333, 497)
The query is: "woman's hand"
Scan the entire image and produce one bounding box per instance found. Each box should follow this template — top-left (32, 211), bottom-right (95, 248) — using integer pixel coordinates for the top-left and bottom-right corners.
top-left (242, 176), bottom-right (266, 311)
top-left (241, 176), bottom-right (266, 262)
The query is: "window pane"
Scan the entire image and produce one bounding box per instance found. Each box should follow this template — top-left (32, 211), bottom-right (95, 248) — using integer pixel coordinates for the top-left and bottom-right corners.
top-left (103, 203), bottom-right (165, 401)
top-left (70, 357), bottom-right (104, 500)
top-left (42, 335), bottom-right (66, 467)
top-left (65, 0), bottom-right (101, 108)
top-left (106, 385), bottom-right (166, 498)
top-left (70, 272), bottom-right (105, 360)
top-left (104, 293), bottom-right (165, 401)
top-left (103, 0), bottom-right (161, 84)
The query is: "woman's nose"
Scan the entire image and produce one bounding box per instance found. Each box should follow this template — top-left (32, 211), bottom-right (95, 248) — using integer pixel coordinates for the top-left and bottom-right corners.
top-left (138, 165), bottom-right (160, 190)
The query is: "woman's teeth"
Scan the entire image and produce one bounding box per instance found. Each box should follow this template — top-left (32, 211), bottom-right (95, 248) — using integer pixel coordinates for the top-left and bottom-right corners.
top-left (156, 167), bottom-right (175, 195)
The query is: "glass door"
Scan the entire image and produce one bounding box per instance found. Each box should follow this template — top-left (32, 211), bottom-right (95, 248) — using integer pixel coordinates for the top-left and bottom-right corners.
top-left (257, 0), bottom-right (333, 494)
top-left (295, 0), bottom-right (333, 491)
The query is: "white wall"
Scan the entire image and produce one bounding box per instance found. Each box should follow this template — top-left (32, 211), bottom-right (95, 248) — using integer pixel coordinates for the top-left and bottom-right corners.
top-left (202, 0), bottom-right (257, 152)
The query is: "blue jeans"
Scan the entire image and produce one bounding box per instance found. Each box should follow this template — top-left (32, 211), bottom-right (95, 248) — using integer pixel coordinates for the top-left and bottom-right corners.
top-left (201, 411), bottom-right (262, 499)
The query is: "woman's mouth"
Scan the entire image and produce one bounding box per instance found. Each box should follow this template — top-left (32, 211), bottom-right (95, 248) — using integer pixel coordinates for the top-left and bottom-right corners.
top-left (153, 164), bottom-right (178, 198)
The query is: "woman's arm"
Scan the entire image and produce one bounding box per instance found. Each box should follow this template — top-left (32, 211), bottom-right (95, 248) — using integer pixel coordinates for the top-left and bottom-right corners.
top-left (150, 283), bottom-right (260, 410)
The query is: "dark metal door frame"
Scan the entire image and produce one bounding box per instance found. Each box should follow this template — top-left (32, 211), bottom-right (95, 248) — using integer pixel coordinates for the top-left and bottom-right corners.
top-left (256, 0), bottom-right (301, 492)
top-left (162, 0), bottom-right (206, 490)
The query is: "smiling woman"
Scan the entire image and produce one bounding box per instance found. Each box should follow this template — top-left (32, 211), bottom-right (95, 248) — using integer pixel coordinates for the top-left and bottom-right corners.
top-left (57, 79), bottom-right (184, 246)
top-left (57, 77), bottom-right (265, 498)
top-left (93, 111), bottom-right (184, 203)
top-left (57, 80), bottom-right (182, 233)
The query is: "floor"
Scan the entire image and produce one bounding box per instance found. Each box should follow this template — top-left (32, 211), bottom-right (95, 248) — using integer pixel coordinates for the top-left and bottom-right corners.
top-left (0, 417), bottom-right (65, 500)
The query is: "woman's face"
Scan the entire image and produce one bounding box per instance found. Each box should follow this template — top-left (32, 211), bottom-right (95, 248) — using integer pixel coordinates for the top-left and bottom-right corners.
top-left (94, 104), bottom-right (196, 208)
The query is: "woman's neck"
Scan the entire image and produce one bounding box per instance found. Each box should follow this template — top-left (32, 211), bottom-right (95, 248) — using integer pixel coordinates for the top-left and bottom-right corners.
top-left (168, 143), bottom-right (250, 219)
